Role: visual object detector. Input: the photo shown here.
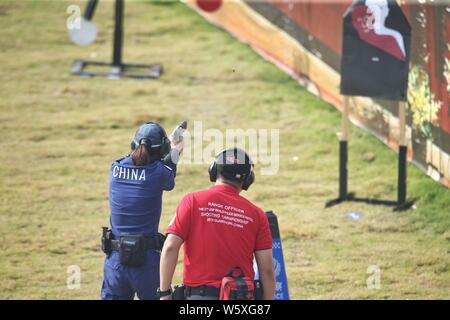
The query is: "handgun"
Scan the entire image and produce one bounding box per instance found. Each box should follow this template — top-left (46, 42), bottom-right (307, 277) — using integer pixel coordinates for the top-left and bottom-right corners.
top-left (171, 121), bottom-right (188, 144)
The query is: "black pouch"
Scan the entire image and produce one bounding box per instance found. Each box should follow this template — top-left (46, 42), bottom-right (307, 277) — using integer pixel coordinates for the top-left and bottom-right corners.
top-left (119, 235), bottom-right (146, 267)
top-left (154, 233), bottom-right (166, 251)
top-left (172, 285), bottom-right (186, 300)
top-left (101, 227), bottom-right (112, 255)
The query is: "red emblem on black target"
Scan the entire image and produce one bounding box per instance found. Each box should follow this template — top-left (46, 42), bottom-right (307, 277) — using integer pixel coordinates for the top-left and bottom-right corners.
top-left (196, 0), bottom-right (222, 12)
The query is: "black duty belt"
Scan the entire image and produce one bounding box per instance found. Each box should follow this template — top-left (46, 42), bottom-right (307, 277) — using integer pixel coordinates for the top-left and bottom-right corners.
top-left (185, 285), bottom-right (220, 298)
top-left (111, 235), bottom-right (164, 252)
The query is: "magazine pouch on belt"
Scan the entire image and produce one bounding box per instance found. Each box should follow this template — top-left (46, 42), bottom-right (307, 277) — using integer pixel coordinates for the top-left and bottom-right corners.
top-left (119, 235), bottom-right (146, 267)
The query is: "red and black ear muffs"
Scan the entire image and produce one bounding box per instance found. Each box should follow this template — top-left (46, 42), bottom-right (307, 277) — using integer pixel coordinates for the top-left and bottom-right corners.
top-left (208, 152), bottom-right (255, 191)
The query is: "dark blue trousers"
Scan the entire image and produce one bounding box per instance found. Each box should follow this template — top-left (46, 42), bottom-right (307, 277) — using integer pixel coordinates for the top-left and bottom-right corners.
top-left (101, 250), bottom-right (160, 300)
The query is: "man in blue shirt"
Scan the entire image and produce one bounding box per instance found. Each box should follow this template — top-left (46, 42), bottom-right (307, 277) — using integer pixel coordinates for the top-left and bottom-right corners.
top-left (101, 122), bottom-right (183, 300)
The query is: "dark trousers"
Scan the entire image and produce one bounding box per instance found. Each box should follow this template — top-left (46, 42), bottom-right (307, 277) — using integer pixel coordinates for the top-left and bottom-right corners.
top-left (101, 250), bottom-right (160, 300)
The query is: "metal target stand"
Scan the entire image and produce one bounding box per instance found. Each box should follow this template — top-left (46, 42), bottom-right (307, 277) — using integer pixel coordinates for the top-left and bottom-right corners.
top-left (325, 0), bottom-right (415, 212)
top-left (72, 0), bottom-right (163, 80)
top-left (325, 98), bottom-right (415, 212)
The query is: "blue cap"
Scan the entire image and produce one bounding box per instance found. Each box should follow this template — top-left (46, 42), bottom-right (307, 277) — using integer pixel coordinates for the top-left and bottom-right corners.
top-left (132, 122), bottom-right (168, 149)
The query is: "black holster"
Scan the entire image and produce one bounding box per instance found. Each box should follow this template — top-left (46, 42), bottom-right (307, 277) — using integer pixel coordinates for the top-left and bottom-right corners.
top-left (172, 285), bottom-right (186, 300)
top-left (101, 227), bottom-right (113, 255)
top-left (153, 233), bottom-right (166, 251)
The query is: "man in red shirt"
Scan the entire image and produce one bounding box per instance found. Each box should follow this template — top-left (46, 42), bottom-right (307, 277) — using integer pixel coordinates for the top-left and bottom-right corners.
top-left (158, 148), bottom-right (276, 300)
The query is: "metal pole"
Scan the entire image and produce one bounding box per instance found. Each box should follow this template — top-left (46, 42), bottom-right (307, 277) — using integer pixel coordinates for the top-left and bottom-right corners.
top-left (339, 96), bottom-right (350, 199)
top-left (397, 101), bottom-right (407, 205)
top-left (112, 0), bottom-right (123, 67)
top-left (83, 0), bottom-right (98, 20)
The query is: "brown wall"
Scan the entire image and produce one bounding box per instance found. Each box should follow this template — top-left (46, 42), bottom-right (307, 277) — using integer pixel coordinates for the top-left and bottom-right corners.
top-left (188, 0), bottom-right (450, 187)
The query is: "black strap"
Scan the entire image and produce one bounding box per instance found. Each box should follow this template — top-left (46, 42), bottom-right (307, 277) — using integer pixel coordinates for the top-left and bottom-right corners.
top-left (111, 234), bottom-right (164, 251)
top-left (148, 233), bottom-right (165, 250)
top-left (185, 285), bottom-right (220, 298)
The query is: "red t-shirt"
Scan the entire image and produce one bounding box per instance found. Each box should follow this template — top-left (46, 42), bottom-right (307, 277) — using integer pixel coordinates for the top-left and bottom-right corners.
top-left (166, 184), bottom-right (272, 288)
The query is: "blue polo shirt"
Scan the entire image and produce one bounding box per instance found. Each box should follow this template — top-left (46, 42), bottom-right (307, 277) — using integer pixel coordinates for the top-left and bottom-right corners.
top-left (109, 156), bottom-right (175, 238)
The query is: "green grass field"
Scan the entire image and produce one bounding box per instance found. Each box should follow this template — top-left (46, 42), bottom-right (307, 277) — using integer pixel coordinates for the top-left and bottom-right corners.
top-left (0, 0), bottom-right (449, 299)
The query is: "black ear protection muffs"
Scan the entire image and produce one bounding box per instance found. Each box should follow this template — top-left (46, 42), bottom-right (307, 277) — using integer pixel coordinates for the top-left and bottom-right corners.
top-left (157, 134), bottom-right (171, 159)
top-left (131, 122), bottom-right (171, 159)
top-left (208, 148), bottom-right (255, 191)
top-left (242, 170), bottom-right (255, 191)
top-left (208, 161), bottom-right (218, 182)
